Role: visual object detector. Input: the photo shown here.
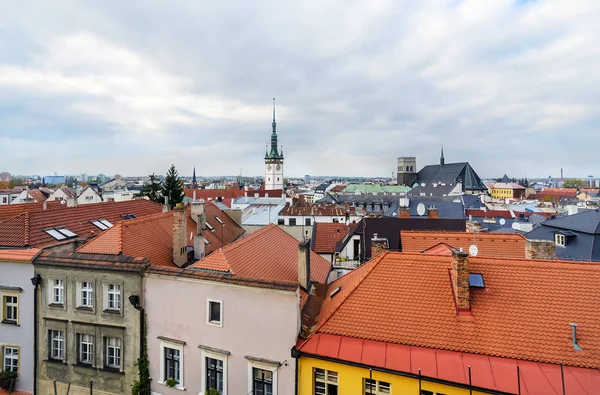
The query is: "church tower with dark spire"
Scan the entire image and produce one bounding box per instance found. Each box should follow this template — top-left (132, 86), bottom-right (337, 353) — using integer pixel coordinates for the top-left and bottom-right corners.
top-left (440, 144), bottom-right (445, 166)
top-left (264, 98), bottom-right (284, 190)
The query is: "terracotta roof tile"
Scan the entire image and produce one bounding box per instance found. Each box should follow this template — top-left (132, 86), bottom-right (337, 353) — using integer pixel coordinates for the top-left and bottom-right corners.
top-left (190, 224), bottom-right (331, 283)
top-left (0, 200), bottom-right (65, 222)
top-left (0, 390), bottom-right (32, 395)
top-left (314, 252), bottom-right (600, 369)
top-left (280, 203), bottom-right (364, 217)
top-left (401, 230), bottom-right (527, 258)
top-left (312, 223), bottom-right (350, 253)
top-left (0, 200), bottom-right (163, 248)
top-left (0, 248), bottom-right (42, 262)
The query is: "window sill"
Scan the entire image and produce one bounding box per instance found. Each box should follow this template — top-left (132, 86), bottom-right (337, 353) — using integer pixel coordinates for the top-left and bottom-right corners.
top-left (44, 359), bottom-right (68, 365)
top-left (158, 381), bottom-right (185, 391)
top-left (48, 303), bottom-right (65, 308)
top-left (101, 366), bottom-right (125, 375)
top-left (76, 306), bottom-right (94, 312)
top-left (206, 320), bottom-right (222, 328)
top-left (1, 320), bottom-right (19, 326)
top-left (102, 309), bottom-right (121, 315)
top-left (72, 362), bottom-right (95, 370)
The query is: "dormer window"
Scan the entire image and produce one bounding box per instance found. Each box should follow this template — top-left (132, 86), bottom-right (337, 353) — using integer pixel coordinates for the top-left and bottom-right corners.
top-left (555, 233), bottom-right (566, 247)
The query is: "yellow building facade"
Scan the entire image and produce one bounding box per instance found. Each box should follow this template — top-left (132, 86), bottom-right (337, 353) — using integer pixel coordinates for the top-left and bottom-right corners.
top-left (298, 356), bottom-right (491, 395)
top-left (490, 187), bottom-right (515, 199)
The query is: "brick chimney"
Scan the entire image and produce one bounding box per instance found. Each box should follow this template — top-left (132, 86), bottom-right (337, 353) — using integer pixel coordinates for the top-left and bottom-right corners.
top-left (427, 207), bottom-right (439, 219)
top-left (526, 239), bottom-right (555, 260)
top-left (398, 207), bottom-right (411, 218)
top-left (450, 249), bottom-right (471, 313)
top-left (371, 233), bottom-right (389, 258)
top-left (173, 207), bottom-right (188, 267)
top-left (298, 240), bottom-right (311, 290)
top-left (466, 220), bottom-right (481, 233)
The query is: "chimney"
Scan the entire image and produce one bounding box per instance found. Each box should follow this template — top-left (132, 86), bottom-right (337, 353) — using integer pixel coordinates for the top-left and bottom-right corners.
top-left (298, 239), bottom-right (311, 290)
top-left (450, 249), bottom-right (470, 313)
top-left (193, 219), bottom-right (205, 260)
top-left (66, 196), bottom-right (77, 207)
top-left (172, 207), bottom-right (188, 267)
top-left (466, 220), bottom-right (481, 233)
top-left (525, 239), bottom-right (556, 260)
top-left (162, 196), bottom-right (170, 213)
top-left (371, 234), bottom-right (389, 258)
top-left (43, 201), bottom-right (47, 211)
top-left (191, 200), bottom-right (206, 227)
top-left (398, 207), bottom-right (411, 218)
top-left (427, 207), bottom-right (439, 219)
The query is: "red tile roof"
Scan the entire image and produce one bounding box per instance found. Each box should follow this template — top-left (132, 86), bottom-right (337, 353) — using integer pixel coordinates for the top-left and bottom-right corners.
top-left (76, 203), bottom-right (245, 267)
top-left (0, 200), bottom-right (65, 222)
top-left (280, 203), bottom-right (363, 217)
top-left (0, 248), bottom-right (42, 262)
top-left (190, 224), bottom-right (331, 284)
top-left (27, 188), bottom-right (50, 202)
top-left (299, 333), bottom-right (599, 395)
top-left (184, 186), bottom-right (284, 201)
top-left (0, 200), bottom-right (163, 248)
top-left (401, 231), bottom-right (527, 258)
top-left (310, 252), bottom-right (600, 369)
top-left (0, 389), bottom-right (32, 395)
top-left (422, 242), bottom-right (454, 256)
top-left (537, 188), bottom-right (578, 197)
top-left (312, 223), bottom-right (350, 253)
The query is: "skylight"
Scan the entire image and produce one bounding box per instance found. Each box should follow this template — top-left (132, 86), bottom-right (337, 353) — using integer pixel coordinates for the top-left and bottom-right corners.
top-left (45, 229), bottom-right (67, 240)
top-left (204, 239), bottom-right (210, 245)
top-left (469, 273), bottom-right (485, 288)
top-left (206, 222), bottom-right (214, 231)
top-left (215, 216), bottom-right (224, 225)
top-left (121, 213), bottom-right (137, 220)
top-left (99, 219), bottom-right (114, 228)
top-left (57, 228), bottom-right (77, 238)
top-left (91, 220), bottom-right (108, 230)
top-left (330, 287), bottom-right (342, 298)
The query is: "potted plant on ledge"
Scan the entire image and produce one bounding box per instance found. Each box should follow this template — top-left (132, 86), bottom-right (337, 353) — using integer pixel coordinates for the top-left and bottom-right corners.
top-left (165, 377), bottom-right (177, 388)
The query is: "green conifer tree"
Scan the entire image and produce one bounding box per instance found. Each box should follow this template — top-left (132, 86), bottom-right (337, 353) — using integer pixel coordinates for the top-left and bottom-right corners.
top-left (160, 165), bottom-right (184, 208)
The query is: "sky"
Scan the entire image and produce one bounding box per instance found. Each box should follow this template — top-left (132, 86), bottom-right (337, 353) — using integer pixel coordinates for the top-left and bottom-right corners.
top-left (0, 0), bottom-right (598, 179)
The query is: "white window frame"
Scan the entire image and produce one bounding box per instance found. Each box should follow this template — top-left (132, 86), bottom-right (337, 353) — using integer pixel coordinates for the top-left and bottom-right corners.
top-left (159, 341), bottom-right (184, 390)
top-left (78, 281), bottom-right (94, 308)
top-left (2, 346), bottom-right (19, 374)
top-left (364, 378), bottom-right (391, 394)
top-left (247, 360), bottom-right (278, 395)
top-left (2, 294), bottom-right (19, 324)
top-left (314, 367), bottom-right (338, 395)
top-left (206, 299), bottom-right (223, 327)
top-left (52, 279), bottom-right (65, 305)
top-left (50, 330), bottom-right (64, 360)
top-left (105, 337), bottom-right (121, 369)
top-left (79, 334), bottom-right (94, 365)
top-left (555, 233), bottom-right (566, 247)
top-left (105, 284), bottom-right (121, 311)
top-left (201, 349), bottom-right (228, 395)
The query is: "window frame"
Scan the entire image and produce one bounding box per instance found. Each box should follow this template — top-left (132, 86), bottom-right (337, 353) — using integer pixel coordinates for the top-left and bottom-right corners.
top-left (159, 341), bottom-right (184, 389)
top-left (77, 281), bottom-right (94, 309)
top-left (305, 217), bottom-right (311, 226)
top-left (288, 218), bottom-right (297, 226)
top-left (2, 345), bottom-right (19, 375)
top-left (52, 279), bottom-right (65, 305)
top-left (206, 299), bottom-right (223, 327)
top-left (49, 330), bottom-right (65, 361)
top-left (555, 233), bottom-right (566, 247)
top-left (104, 283), bottom-right (122, 312)
top-left (247, 361), bottom-right (278, 395)
top-left (202, 352), bottom-right (227, 395)
top-left (314, 367), bottom-right (338, 395)
top-left (364, 378), bottom-right (391, 394)
top-left (2, 294), bottom-right (19, 324)
top-left (78, 333), bottom-right (95, 366)
top-left (105, 337), bottom-right (122, 370)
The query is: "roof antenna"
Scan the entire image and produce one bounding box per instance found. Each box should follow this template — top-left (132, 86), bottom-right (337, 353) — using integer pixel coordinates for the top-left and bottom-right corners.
top-left (570, 323), bottom-right (584, 350)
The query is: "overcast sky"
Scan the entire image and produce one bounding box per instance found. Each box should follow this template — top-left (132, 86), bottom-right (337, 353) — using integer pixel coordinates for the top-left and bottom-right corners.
top-left (0, 0), bottom-right (598, 179)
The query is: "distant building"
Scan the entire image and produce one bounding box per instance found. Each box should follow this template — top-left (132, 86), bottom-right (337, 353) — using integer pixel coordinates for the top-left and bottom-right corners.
top-left (43, 175), bottom-right (66, 185)
top-left (488, 182), bottom-right (526, 199)
top-left (264, 98), bottom-right (284, 191)
top-left (0, 171), bottom-right (10, 182)
top-left (396, 156), bottom-right (418, 187)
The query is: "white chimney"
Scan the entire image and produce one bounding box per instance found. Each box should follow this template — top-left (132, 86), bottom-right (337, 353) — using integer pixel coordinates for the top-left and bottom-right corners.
top-left (298, 240), bottom-right (311, 290)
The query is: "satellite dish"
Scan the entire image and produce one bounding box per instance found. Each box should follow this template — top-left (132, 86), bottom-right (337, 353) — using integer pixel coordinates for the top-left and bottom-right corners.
top-left (469, 244), bottom-right (479, 257)
top-left (499, 218), bottom-right (506, 226)
top-left (511, 222), bottom-right (519, 230)
top-left (417, 203), bottom-right (426, 216)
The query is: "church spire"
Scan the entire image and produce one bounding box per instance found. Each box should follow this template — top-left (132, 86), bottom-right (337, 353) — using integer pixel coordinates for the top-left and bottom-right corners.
top-left (440, 144), bottom-right (445, 166)
top-left (192, 165), bottom-right (197, 189)
top-left (272, 97), bottom-right (276, 135)
top-left (266, 97), bottom-right (282, 159)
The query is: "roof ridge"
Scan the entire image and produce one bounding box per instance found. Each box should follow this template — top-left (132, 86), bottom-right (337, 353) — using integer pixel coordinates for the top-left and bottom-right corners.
top-left (121, 210), bottom-right (172, 228)
top-left (24, 211), bottom-right (30, 246)
top-left (313, 251), bottom-right (389, 334)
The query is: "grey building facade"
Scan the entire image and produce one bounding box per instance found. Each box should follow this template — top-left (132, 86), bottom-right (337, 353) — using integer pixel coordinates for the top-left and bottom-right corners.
top-left (34, 252), bottom-right (146, 395)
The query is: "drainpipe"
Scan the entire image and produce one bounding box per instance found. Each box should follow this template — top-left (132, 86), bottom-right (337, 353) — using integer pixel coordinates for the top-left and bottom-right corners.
top-left (291, 347), bottom-right (300, 395)
top-left (30, 274), bottom-right (41, 395)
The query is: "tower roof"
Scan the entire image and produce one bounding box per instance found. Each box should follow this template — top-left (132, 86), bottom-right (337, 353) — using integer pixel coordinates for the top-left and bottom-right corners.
top-left (266, 98), bottom-right (283, 160)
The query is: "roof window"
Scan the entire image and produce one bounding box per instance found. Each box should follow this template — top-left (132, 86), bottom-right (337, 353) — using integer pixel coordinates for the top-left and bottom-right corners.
top-left (330, 287), bottom-right (342, 298)
top-left (45, 227), bottom-right (78, 241)
top-left (91, 219), bottom-right (114, 230)
top-left (215, 216), bottom-right (224, 225)
top-left (206, 222), bottom-right (214, 231)
top-left (204, 239), bottom-right (210, 245)
top-left (469, 273), bottom-right (485, 288)
top-left (121, 213), bottom-right (137, 220)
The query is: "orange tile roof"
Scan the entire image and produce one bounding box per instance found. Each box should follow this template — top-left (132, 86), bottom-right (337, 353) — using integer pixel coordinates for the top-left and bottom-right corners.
top-left (401, 231), bottom-right (527, 258)
top-left (422, 242), bottom-right (454, 256)
top-left (0, 200), bottom-right (65, 222)
top-left (313, 252), bottom-right (600, 369)
top-left (76, 203), bottom-right (245, 267)
top-left (0, 248), bottom-right (42, 262)
top-left (280, 203), bottom-right (363, 217)
top-left (190, 224), bottom-right (332, 284)
top-left (0, 200), bottom-right (163, 248)
top-left (0, 389), bottom-right (32, 395)
top-left (312, 223), bottom-right (350, 253)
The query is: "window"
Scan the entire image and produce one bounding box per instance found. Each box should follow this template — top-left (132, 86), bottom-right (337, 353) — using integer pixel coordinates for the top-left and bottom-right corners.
top-left (555, 233), bottom-right (566, 247)
top-left (78, 334), bottom-right (94, 365)
top-left (421, 391), bottom-right (447, 395)
top-left (207, 300), bottom-right (222, 327)
top-left (215, 216), bottom-right (224, 225)
top-left (206, 222), bottom-right (214, 231)
top-left (3, 347), bottom-right (18, 373)
top-left (314, 368), bottom-right (338, 395)
top-left (50, 330), bottom-right (64, 360)
top-left (332, 218), bottom-right (339, 223)
top-left (52, 280), bottom-right (64, 304)
top-left (107, 284), bottom-right (121, 310)
top-left (164, 347), bottom-right (181, 385)
top-left (2, 295), bottom-right (18, 323)
top-left (91, 219), bottom-right (114, 230)
top-left (253, 368), bottom-right (273, 395)
top-left (305, 218), bottom-right (311, 226)
top-left (364, 378), bottom-right (391, 394)
top-left (288, 218), bottom-right (297, 226)
top-left (79, 282), bottom-right (94, 308)
top-left (105, 337), bottom-right (121, 369)
top-left (44, 228), bottom-right (67, 240)
top-left (206, 357), bottom-right (224, 393)
top-left (277, 219), bottom-right (284, 225)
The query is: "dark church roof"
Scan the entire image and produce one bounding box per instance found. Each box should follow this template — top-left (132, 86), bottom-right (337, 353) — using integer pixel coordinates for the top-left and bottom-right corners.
top-left (418, 162), bottom-right (486, 192)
